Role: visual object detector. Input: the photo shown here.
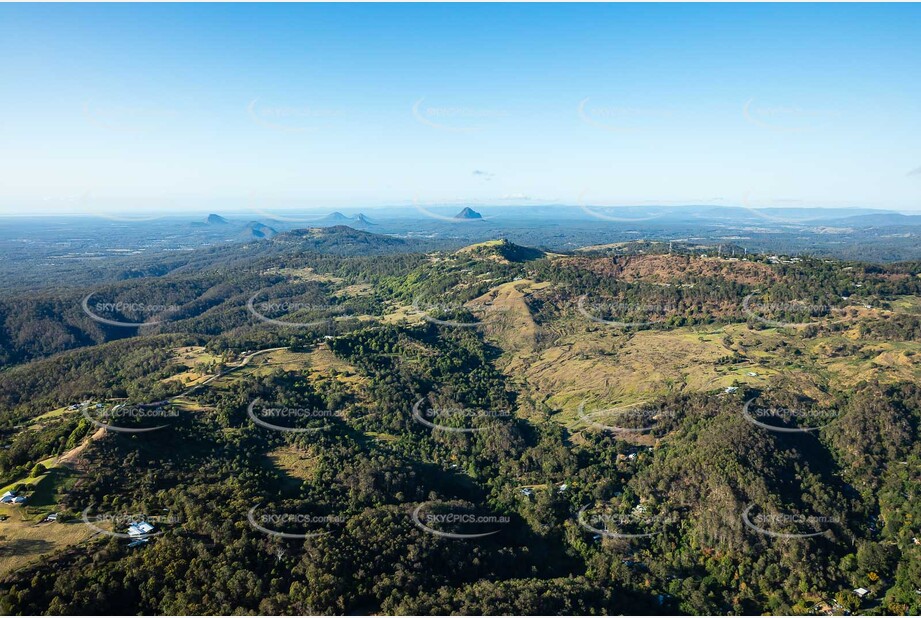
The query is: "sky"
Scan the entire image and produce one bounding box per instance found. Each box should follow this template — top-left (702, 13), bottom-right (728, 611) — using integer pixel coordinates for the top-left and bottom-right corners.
top-left (1, 3), bottom-right (920, 215)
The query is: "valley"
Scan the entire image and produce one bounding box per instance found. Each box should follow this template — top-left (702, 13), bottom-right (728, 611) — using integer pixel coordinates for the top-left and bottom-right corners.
top-left (0, 227), bottom-right (919, 615)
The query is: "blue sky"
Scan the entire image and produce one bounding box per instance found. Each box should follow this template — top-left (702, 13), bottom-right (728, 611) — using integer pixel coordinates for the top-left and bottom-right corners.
top-left (1, 3), bottom-right (920, 215)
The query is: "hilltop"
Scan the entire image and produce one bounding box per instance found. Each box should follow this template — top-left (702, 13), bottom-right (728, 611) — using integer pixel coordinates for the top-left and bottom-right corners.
top-left (455, 207), bottom-right (483, 220)
top-left (276, 225), bottom-right (407, 254)
top-left (456, 238), bottom-right (546, 262)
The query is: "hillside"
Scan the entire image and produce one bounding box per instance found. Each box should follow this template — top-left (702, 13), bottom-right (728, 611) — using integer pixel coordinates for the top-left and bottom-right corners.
top-left (0, 238), bottom-right (919, 615)
top-left (456, 239), bottom-right (546, 263)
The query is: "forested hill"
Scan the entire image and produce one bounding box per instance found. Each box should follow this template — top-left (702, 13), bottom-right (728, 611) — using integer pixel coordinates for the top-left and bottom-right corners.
top-left (0, 233), bottom-right (919, 615)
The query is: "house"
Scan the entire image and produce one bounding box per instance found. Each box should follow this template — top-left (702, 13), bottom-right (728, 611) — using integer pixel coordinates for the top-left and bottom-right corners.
top-left (853, 588), bottom-right (870, 598)
top-left (558, 483), bottom-right (568, 493)
top-left (43, 513), bottom-right (58, 522)
top-left (747, 372), bottom-right (758, 377)
top-left (519, 488), bottom-right (533, 497)
top-left (127, 538), bottom-right (149, 548)
top-left (127, 521), bottom-right (155, 537)
top-left (724, 387), bottom-right (739, 394)
top-left (1, 491), bottom-right (25, 505)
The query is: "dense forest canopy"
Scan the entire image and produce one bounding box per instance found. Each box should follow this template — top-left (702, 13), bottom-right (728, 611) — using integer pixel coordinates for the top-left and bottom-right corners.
top-left (0, 227), bottom-right (919, 616)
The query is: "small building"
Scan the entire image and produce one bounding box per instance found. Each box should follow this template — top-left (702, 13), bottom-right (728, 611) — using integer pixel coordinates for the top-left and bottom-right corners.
top-left (854, 588), bottom-right (870, 598)
top-left (725, 387), bottom-right (739, 394)
top-left (558, 483), bottom-right (568, 493)
top-left (2, 491), bottom-right (25, 505)
top-left (43, 513), bottom-right (58, 522)
top-left (519, 488), bottom-right (533, 497)
top-left (127, 521), bottom-right (155, 537)
top-left (127, 538), bottom-right (149, 548)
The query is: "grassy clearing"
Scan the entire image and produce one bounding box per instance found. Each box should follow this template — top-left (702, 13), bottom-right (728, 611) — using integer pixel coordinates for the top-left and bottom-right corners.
top-left (267, 266), bottom-right (344, 284)
top-left (334, 283), bottom-right (373, 298)
top-left (27, 406), bottom-right (71, 429)
top-left (0, 515), bottom-right (96, 578)
top-left (380, 302), bottom-right (428, 325)
top-left (267, 445), bottom-right (320, 490)
top-left (500, 310), bottom-right (921, 431)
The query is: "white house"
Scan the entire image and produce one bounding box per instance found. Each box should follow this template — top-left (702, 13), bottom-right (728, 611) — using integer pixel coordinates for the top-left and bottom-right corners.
top-left (127, 521), bottom-right (155, 537)
top-left (854, 588), bottom-right (869, 598)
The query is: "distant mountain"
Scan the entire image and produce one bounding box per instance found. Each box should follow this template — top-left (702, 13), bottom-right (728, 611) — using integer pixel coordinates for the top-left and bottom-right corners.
top-left (455, 207), bottom-right (483, 220)
top-left (206, 213), bottom-right (229, 225)
top-left (246, 221), bottom-right (278, 239)
top-left (320, 211), bottom-right (376, 226)
top-left (818, 212), bottom-right (921, 227)
top-left (323, 211), bottom-right (353, 223)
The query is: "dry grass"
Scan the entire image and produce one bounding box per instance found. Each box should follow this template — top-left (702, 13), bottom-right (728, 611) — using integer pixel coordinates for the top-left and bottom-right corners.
top-left (265, 266), bottom-right (344, 283)
top-left (0, 516), bottom-right (96, 578)
top-left (267, 445), bottom-right (321, 488)
top-left (472, 280), bottom-right (543, 353)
